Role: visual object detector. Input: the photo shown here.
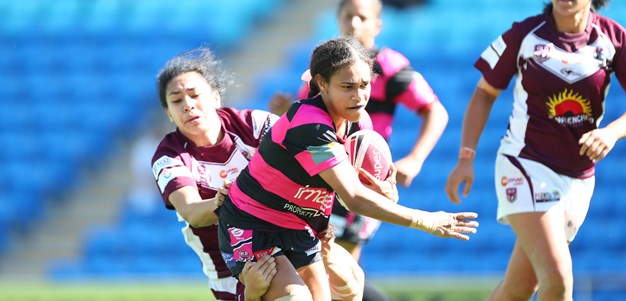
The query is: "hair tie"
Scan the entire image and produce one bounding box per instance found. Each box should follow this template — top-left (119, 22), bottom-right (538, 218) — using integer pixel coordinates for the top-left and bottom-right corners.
top-left (301, 69), bottom-right (312, 83)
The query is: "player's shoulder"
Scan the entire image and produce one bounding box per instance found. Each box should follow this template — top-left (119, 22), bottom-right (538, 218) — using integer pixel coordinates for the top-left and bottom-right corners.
top-left (374, 47), bottom-right (411, 76)
top-left (591, 12), bottom-right (626, 37)
top-left (375, 47), bottom-right (409, 64)
top-left (509, 12), bottom-right (549, 35)
top-left (152, 131), bottom-right (186, 163)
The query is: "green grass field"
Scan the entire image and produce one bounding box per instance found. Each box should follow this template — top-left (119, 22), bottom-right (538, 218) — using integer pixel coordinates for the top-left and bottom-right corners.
top-left (0, 278), bottom-right (495, 301)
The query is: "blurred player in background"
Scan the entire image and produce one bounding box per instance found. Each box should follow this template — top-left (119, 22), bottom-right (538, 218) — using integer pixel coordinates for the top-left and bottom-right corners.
top-left (218, 36), bottom-right (478, 300)
top-left (445, 0), bottom-right (626, 300)
top-left (270, 1), bottom-right (449, 299)
top-left (151, 47), bottom-right (367, 300)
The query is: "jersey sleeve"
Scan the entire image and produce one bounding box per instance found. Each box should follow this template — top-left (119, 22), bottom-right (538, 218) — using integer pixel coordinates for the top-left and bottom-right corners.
top-left (151, 143), bottom-right (196, 209)
top-left (250, 109), bottom-right (279, 142)
top-left (474, 22), bottom-right (525, 90)
top-left (377, 48), bottom-right (438, 112)
top-left (283, 106), bottom-right (348, 177)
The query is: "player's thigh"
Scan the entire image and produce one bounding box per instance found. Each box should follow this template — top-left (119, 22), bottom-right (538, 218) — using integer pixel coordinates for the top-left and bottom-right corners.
top-left (263, 255), bottom-right (311, 301)
top-left (296, 259), bottom-right (331, 301)
top-left (507, 210), bottom-right (572, 282)
top-left (501, 240), bottom-right (538, 294)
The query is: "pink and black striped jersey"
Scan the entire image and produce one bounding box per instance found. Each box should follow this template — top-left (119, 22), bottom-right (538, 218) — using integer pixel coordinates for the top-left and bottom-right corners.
top-left (151, 107), bottom-right (278, 282)
top-left (297, 47), bottom-right (438, 140)
top-left (476, 11), bottom-right (626, 178)
top-left (228, 96), bottom-right (372, 235)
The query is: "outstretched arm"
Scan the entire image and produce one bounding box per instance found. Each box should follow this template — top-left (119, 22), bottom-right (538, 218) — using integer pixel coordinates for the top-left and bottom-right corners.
top-left (168, 186), bottom-right (220, 227)
top-left (320, 159), bottom-right (478, 240)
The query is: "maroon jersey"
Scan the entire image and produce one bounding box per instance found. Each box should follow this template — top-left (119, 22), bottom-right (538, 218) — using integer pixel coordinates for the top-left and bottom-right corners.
top-left (476, 11), bottom-right (626, 178)
top-left (151, 107), bottom-right (277, 298)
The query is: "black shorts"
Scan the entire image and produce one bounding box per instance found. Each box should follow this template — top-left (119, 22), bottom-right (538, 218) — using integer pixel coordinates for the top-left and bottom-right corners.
top-left (330, 197), bottom-right (381, 245)
top-left (217, 199), bottom-right (322, 279)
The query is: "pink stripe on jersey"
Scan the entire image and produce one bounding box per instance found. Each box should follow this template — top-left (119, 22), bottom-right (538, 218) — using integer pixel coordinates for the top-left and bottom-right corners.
top-left (377, 48), bottom-right (409, 76)
top-left (370, 77), bottom-right (386, 100)
top-left (270, 116), bottom-right (289, 149)
top-left (292, 104), bottom-right (333, 128)
top-left (248, 153), bottom-right (335, 214)
top-left (395, 72), bottom-right (437, 111)
top-left (370, 112), bottom-right (394, 140)
top-left (229, 183), bottom-right (313, 232)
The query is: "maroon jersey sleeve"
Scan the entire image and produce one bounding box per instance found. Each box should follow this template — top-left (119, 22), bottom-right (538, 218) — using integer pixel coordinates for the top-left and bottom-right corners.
top-left (151, 133), bottom-right (196, 209)
top-left (474, 15), bottom-right (544, 90)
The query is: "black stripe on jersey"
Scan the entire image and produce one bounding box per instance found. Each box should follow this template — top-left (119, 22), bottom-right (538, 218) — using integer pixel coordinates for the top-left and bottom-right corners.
top-left (386, 65), bottom-right (414, 101)
top-left (258, 125), bottom-right (334, 189)
top-left (355, 133), bottom-right (364, 156)
top-left (366, 98), bottom-right (397, 115)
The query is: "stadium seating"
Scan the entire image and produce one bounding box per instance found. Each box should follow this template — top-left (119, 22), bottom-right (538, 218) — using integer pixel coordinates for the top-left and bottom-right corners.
top-left (0, 0), bottom-right (282, 272)
top-left (9, 0), bottom-right (620, 297)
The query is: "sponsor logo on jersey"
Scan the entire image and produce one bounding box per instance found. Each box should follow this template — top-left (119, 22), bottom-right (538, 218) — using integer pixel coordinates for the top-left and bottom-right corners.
top-left (233, 243), bottom-right (252, 262)
top-left (293, 186), bottom-right (334, 214)
top-left (253, 247), bottom-right (278, 260)
top-left (501, 176), bottom-right (524, 187)
top-left (535, 191), bottom-right (560, 203)
top-left (547, 89), bottom-right (594, 126)
top-left (219, 167), bottom-right (239, 179)
top-left (152, 155), bottom-right (183, 179)
top-left (506, 187), bottom-right (517, 203)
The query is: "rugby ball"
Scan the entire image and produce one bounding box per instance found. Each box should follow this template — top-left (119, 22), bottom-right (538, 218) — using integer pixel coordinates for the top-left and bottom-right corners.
top-left (344, 129), bottom-right (392, 184)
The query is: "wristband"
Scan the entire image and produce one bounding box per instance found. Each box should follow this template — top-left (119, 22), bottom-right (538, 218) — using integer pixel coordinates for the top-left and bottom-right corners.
top-left (459, 147), bottom-right (476, 159)
top-left (409, 211), bottom-right (421, 229)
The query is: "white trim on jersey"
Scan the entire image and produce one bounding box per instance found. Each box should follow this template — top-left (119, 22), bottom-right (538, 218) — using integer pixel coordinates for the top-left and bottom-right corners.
top-left (152, 155), bottom-right (185, 180)
top-left (250, 110), bottom-right (279, 140)
top-left (157, 165), bottom-right (192, 193)
top-left (180, 218), bottom-right (238, 295)
top-left (481, 35), bottom-right (507, 69)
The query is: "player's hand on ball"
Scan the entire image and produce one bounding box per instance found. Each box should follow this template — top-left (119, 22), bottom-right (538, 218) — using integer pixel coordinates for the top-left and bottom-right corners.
top-left (359, 165), bottom-right (399, 203)
top-left (413, 211), bottom-right (479, 240)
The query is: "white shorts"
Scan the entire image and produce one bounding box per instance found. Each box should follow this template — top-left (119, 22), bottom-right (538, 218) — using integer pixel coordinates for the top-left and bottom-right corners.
top-left (494, 154), bottom-right (594, 242)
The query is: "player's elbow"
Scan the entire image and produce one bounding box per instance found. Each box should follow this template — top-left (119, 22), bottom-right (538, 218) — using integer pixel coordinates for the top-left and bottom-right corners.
top-left (422, 101), bottom-right (449, 127)
top-left (182, 210), bottom-right (217, 228)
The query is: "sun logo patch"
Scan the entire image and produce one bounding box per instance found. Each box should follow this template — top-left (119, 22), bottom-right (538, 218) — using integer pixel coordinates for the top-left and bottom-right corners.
top-left (547, 89), bottom-right (594, 126)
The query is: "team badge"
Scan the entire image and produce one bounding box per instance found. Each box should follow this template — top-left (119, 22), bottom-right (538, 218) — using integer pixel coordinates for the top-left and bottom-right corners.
top-left (533, 44), bottom-right (552, 63)
top-left (506, 187), bottom-right (517, 203)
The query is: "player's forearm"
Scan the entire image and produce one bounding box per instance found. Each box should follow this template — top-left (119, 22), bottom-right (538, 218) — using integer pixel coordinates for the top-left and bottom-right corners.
top-left (408, 101), bottom-right (448, 162)
top-left (606, 112), bottom-right (626, 140)
top-left (344, 186), bottom-right (414, 228)
top-left (179, 199), bottom-right (219, 227)
top-left (460, 87), bottom-right (497, 151)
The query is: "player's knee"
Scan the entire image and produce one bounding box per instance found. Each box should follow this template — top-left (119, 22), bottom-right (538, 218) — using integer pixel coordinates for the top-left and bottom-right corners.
top-left (330, 267), bottom-right (364, 301)
top-left (273, 285), bottom-right (313, 301)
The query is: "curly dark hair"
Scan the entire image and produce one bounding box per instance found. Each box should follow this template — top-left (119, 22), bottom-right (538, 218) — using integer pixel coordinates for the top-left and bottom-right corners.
top-left (307, 36), bottom-right (375, 98)
top-left (156, 47), bottom-right (233, 108)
